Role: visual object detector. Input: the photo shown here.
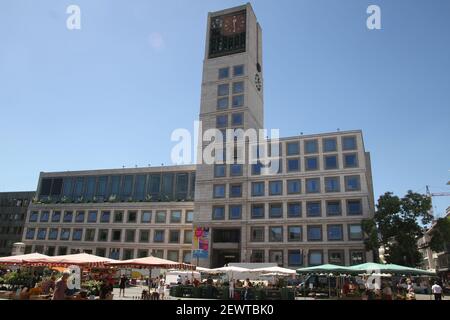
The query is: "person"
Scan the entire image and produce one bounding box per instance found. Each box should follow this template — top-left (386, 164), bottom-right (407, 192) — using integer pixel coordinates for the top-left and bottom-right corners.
top-left (158, 278), bottom-right (165, 300)
top-left (184, 275), bottom-right (190, 285)
top-left (342, 280), bottom-right (350, 296)
top-left (229, 279), bottom-right (235, 299)
top-left (431, 281), bottom-right (443, 301)
top-left (119, 274), bottom-right (127, 297)
top-left (177, 274), bottom-right (182, 285)
top-left (41, 276), bottom-right (56, 295)
top-left (52, 271), bottom-right (70, 300)
top-left (244, 279), bottom-right (252, 300)
top-left (382, 283), bottom-right (393, 300)
top-left (193, 277), bottom-right (200, 287)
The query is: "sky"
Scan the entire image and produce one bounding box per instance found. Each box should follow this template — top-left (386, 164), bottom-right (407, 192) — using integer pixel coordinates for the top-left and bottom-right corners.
top-left (0, 0), bottom-right (449, 217)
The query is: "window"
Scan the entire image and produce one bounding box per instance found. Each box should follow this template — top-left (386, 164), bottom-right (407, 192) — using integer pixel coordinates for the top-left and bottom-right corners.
top-left (141, 211), bottom-right (152, 223)
top-left (349, 224), bottom-right (363, 240)
top-left (350, 251), bottom-right (365, 265)
top-left (229, 205), bottom-right (242, 220)
top-left (85, 229), bottom-right (95, 241)
top-left (88, 211), bottom-right (97, 223)
top-left (114, 211), bottom-right (123, 223)
top-left (169, 230), bottom-right (180, 243)
top-left (324, 155), bottom-right (338, 170)
top-left (252, 163), bottom-right (262, 175)
top-left (325, 177), bottom-right (340, 193)
top-left (288, 226), bottom-right (302, 242)
top-left (25, 228), bottom-right (35, 240)
top-left (60, 228), bottom-right (70, 240)
top-left (269, 180), bottom-right (282, 195)
top-left (306, 178), bottom-right (320, 193)
top-left (305, 157), bottom-right (319, 171)
top-left (213, 185), bottom-right (225, 198)
top-left (323, 138), bottom-right (337, 152)
top-left (326, 200), bottom-right (342, 216)
top-left (51, 211), bottom-right (61, 223)
top-left (96, 248), bottom-right (106, 257)
top-left (269, 203), bottom-right (283, 218)
top-left (29, 211), bottom-right (38, 222)
top-left (126, 211), bottom-right (136, 223)
top-left (287, 179), bottom-right (301, 194)
top-left (72, 229), bottom-right (82, 241)
top-left (212, 206), bottom-right (225, 220)
top-left (184, 230), bottom-right (193, 244)
top-left (230, 184), bottom-right (242, 198)
top-left (138, 249), bottom-right (148, 258)
top-left (75, 211), bottom-right (85, 223)
top-left (345, 175), bottom-right (361, 191)
top-left (269, 226), bottom-right (283, 242)
top-left (125, 230), bottom-right (135, 242)
top-left (48, 228), bottom-right (58, 240)
top-left (304, 140), bottom-right (318, 154)
top-left (287, 202), bottom-right (302, 218)
top-left (217, 84), bottom-right (229, 96)
top-left (328, 251), bottom-right (345, 265)
top-left (309, 251), bottom-right (323, 266)
top-left (344, 153), bottom-right (358, 168)
top-left (342, 136), bottom-right (357, 150)
top-left (100, 211), bottom-right (110, 223)
top-left (183, 251), bottom-right (192, 264)
top-left (252, 182), bottom-right (265, 196)
top-left (306, 201), bottom-right (321, 217)
top-left (286, 141), bottom-right (300, 156)
top-left (214, 164), bottom-right (226, 177)
top-left (251, 204), bottom-right (265, 219)
top-left (98, 229), bottom-right (108, 242)
top-left (347, 199), bottom-right (363, 215)
top-left (139, 230), bottom-right (150, 242)
top-left (269, 250), bottom-right (283, 266)
top-left (167, 250), bottom-right (179, 262)
top-left (154, 230), bottom-right (165, 243)
top-left (170, 211), bottom-right (182, 223)
top-left (217, 97), bottom-right (229, 110)
top-left (251, 250), bottom-right (265, 263)
top-left (216, 115), bottom-right (228, 128)
top-left (185, 211), bottom-right (194, 223)
top-left (58, 247), bottom-right (68, 255)
top-left (47, 247), bottom-right (55, 256)
top-left (307, 225), bottom-right (322, 241)
top-left (123, 249), bottom-right (134, 260)
top-left (233, 65), bottom-right (244, 76)
top-left (232, 81), bottom-right (244, 94)
top-left (40, 211), bottom-right (49, 222)
top-left (230, 164), bottom-right (243, 176)
top-left (327, 224), bottom-right (343, 241)
top-left (287, 158), bottom-right (300, 172)
top-left (63, 211), bottom-right (73, 223)
top-left (232, 94), bottom-right (244, 107)
top-left (109, 248), bottom-right (120, 260)
top-left (231, 113), bottom-right (243, 126)
top-left (112, 230), bottom-right (122, 242)
top-left (218, 67), bottom-right (229, 79)
top-left (288, 250), bottom-right (303, 266)
top-left (155, 211), bottom-right (167, 223)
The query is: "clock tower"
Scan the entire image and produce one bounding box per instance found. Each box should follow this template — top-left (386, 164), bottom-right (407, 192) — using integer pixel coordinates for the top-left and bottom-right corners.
top-left (194, 3), bottom-right (264, 267)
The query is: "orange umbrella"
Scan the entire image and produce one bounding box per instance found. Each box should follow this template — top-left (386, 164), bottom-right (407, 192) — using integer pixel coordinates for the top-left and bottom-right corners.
top-left (106, 256), bottom-right (195, 270)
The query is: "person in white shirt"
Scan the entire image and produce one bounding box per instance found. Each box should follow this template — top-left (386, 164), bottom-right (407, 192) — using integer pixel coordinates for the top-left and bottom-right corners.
top-left (229, 280), bottom-right (235, 299)
top-left (431, 281), bottom-right (443, 301)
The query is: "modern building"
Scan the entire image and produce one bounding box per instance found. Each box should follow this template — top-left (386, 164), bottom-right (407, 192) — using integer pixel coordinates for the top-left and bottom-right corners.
top-left (0, 192), bottom-right (35, 257)
top-left (21, 3), bottom-right (375, 268)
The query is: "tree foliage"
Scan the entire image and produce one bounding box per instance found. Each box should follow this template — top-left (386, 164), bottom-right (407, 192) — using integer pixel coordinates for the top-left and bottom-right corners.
top-left (429, 216), bottom-right (450, 252)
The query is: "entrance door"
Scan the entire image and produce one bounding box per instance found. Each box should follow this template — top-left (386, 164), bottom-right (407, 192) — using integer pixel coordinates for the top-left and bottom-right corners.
top-left (212, 250), bottom-right (240, 268)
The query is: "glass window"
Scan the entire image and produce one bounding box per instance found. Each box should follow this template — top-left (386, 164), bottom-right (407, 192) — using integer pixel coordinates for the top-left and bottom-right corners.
top-left (229, 205), bottom-right (242, 220)
top-left (307, 226), bottom-right (322, 241)
top-left (325, 177), bottom-right (340, 193)
top-left (114, 211), bottom-right (123, 223)
top-left (269, 250), bottom-right (284, 266)
top-left (216, 115), bottom-right (228, 128)
top-left (288, 226), bottom-right (302, 242)
top-left (350, 251), bottom-right (365, 265)
top-left (125, 230), bottom-right (135, 242)
top-left (48, 228), bottom-right (58, 240)
top-left (304, 140), bottom-right (318, 154)
top-left (269, 181), bottom-right (282, 196)
top-left (148, 174), bottom-right (161, 196)
top-left (154, 230), bottom-right (165, 243)
top-left (123, 249), bottom-right (134, 260)
top-left (74, 177), bottom-right (84, 198)
top-left (167, 250), bottom-right (179, 262)
top-left (287, 202), bottom-right (302, 218)
top-left (212, 206), bottom-right (225, 220)
top-left (109, 176), bottom-right (121, 198)
top-left (252, 163), bottom-right (262, 175)
top-left (183, 251), bottom-right (192, 264)
top-left (218, 67), bottom-right (229, 79)
top-left (72, 229), bottom-right (82, 241)
top-left (60, 228), bottom-right (70, 240)
top-left (25, 228), bottom-right (35, 239)
top-left (323, 138), bottom-right (337, 152)
top-left (328, 251), bottom-right (345, 265)
top-left (155, 211), bottom-right (166, 223)
top-left (100, 211), bottom-right (111, 223)
top-left (185, 211), bottom-right (194, 223)
top-left (217, 97), bottom-right (229, 110)
top-left (98, 229), bottom-right (108, 242)
top-left (231, 113), bottom-right (243, 126)
top-left (85, 229), bottom-right (95, 241)
top-left (306, 178), bottom-right (320, 193)
top-left (251, 250), bottom-right (265, 263)
top-left (305, 157), bottom-right (319, 171)
top-left (309, 251), bottom-right (323, 266)
top-left (213, 185), bottom-right (225, 198)
top-left (269, 226), bottom-right (283, 242)
top-left (306, 201), bottom-right (321, 217)
top-left (51, 211), bottom-right (61, 223)
top-left (62, 178), bottom-right (74, 198)
top-left (232, 81), bottom-right (244, 94)
top-left (324, 155), bottom-right (338, 170)
top-left (344, 153), bottom-right (358, 168)
top-left (218, 84), bottom-right (229, 96)
top-left (326, 201), bottom-right (342, 216)
top-left (75, 211), bottom-right (85, 223)
top-left (96, 248), bottom-right (106, 257)
top-left (232, 94), bottom-right (244, 108)
top-left (88, 211), bottom-right (97, 223)
top-left (96, 176), bottom-right (108, 199)
top-left (230, 164), bottom-right (243, 176)
top-left (170, 211), bottom-right (182, 223)
top-left (139, 230), bottom-right (150, 242)
top-left (288, 250), bottom-right (303, 266)
top-left (345, 175), bottom-right (361, 191)
top-left (342, 136), bottom-right (357, 150)
top-left (134, 175), bottom-right (146, 201)
top-left (29, 211), bottom-right (38, 222)
top-left (40, 211), bottom-right (49, 222)
top-left (233, 65), bottom-right (244, 76)
top-left (109, 248), bottom-right (120, 260)
top-left (169, 230), bottom-right (180, 243)
top-left (269, 203), bottom-right (283, 218)
top-left (327, 224), bottom-right (343, 241)
top-left (214, 164), bottom-right (226, 177)
top-left (252, 182), bottom-right (264, 196)
top-left (112, 230), bottom-right (122, 242)
top-left (184, 230), bottom-right (193, 244)
top-left (141, 211), bottom-right (152, 223)
top-left (286, 141), bottom-right (300, 156)
top-left (230, 184), bottom-right (242, 197)
top-left (287, 158), bottom-right (300, 172)
top-left (349, 224), bottom-right (363, 240)
top-left (251, 204), bottom-right (265, 219)
top-left (287, 179), bottom-right (301, 194)
top-left (85, 176), bottom-right (96, 200)
top-left (347, 200), bottom-right (363, 215)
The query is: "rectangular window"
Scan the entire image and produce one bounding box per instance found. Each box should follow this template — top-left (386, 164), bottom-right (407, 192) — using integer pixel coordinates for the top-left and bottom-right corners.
top-left (324, 155), bottom-right (338, 170)
top-left (288, 250), bottom-right (303, 266)
top-left (141, 211), bottom-right (152, 223)
top-left (269, 203), bottom-right (283, 218)
top-left (306, 201), bottom-right (321, 217)
top-left (233, 65), bottom-right (244, 76)
top-left (345, 175), bottom-right (361, 191)
top-left (109, 248), bottom-right (120, 260)
top-left (232, 94), bottom-right (244, 107)
top-left (169, 230), bottom-right (180, 243)
top-left (309, 251), bottom-right (323, 266)
top-left (269, 180), bottom-right (282, 196)
top-left (231, 113), bottom-right (243, 126)
top-left (88, 211), bottom-right (98, 223)
top-left (232, 81), bottom-right (244, 94)
top-left (51, 211), bottom-right (61, 223)
top-left (114, 211), bottom-right (123, 223)
top-left (286, 141), bottom-right (300, 156)
top-left (251, 204), bottom-right (265, 219)
top-left (306, 178), bottom-right (320, 193)
top-left (230, 164), bottom-right (243, 176)
top-left (60, 228), bottom-right (70, 240)
top-left (170, 211), bottom-right (182, 223)
top-left (305, 157), bottom-right (319, 171)
top-left (48, 228), bottom-right (58, 240)
top-left (217, 97), bottom-right (229, 110)
top-left (109, 176), bottom-right (121, 199)
top-left (216, 115), bottom-right (228, 128)
top-left (139, 230), bottom-right (150, 243)
top-left (229, 205), bottom-right (242, 220)
top-left (96, 248), bottom-right (106, 257)
top-left (328, 250), bottom-right (345, 265)
top-left (344, 153), bottom-right (359, 168)
top-left (85, 229), bottom-right (95, 241)
top-left (269, 226), bottom-right (283, 242)
top-left (123, 249), bottom-right (134, 260)
top-left (64, 211), bottom-right (74, 223)
top-left (304, 140), bottom-right (318, 154)
top-left (40, 211), bottom-right (49, 222)
top-left (185, 211), bottom-right (194, 223)
top-left (29, 211), bottom-right (38, 222)
top-left (212, 206), bottom-right (225, 220)
top-left (349, 224), bottom-right (363, 240)
top-left (288, 226), bottom-right (302, 242)
top-left (58, 247), bottom-right (68, 255)
top-left (287, 158), bottom-right (300, 172)
top-left (96, 176), bottom-right (108, 200)
top-left (100, 211), bottom-right (110, 223)
top-left (218, 67), bottom-right (229, 79)
top-left (252, 163), bottom-right (262, 175)
top-left (287, 179), bottom-right (301, 194)
top-left (325, 177), bottom-right (340, 193)
top-left (251, 250), bottom-right (265, 263)
top-left (138, 249), bottom-right (148, 258)
top-left (323, 138), bottom-right (337, 152)
top-left (347, 199), bottom-right (363, 215)
top-left (307, 225), bottom-right (322, 241)
top-left (184, 230), bottom-right (193, 244)
top-left (154, 230), bottom-right (165, 243)
top-left (327, 224), bottom-right (343, 241)
top-left (342, 136), bottom-right (357, 150)
top-left (252, 182), bottom-right (265, 196)
top-left (287, 202), bottom-right (302, 218)
top-left (75, 211), bottom-right (85, 223)
top-left (350, 251), bottom-right (365, 265)
top-left (125, 229), bottom-right (136, 242)
top-left (218, 83), bottom-right (229, 96)
top-left (72, 229), bottom-right (82, 241)
top-left (269, 250), bottom-right (284, 266)
top-left (230, 184), bottom-right (242, 197)
top-left (326, 200), bottom-right (342, 216)
top-left (213, 185), bottom-right (225, 198)
top-left (214, 164), bottom-right (226, 177)
top-left (112, 229), bottom-right (122, 242)
top-left (167, 250), bottom-right (179, 262)
top-left (183, 251), bottom-right (192, 264)
top-left (25, 228), bottom-right (35, 240)
top-left (155, 211), bottom-right (167, 223)
top-left (134, 174), bottom-right (147, 201)
top-left (98, 229), bottom-right (108, 242)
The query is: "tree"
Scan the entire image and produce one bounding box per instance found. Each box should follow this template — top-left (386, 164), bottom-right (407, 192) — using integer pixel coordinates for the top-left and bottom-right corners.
top-left (363, 191), bottom-right (432, 267)
top-left (429, 216), bottom-right (450, 252)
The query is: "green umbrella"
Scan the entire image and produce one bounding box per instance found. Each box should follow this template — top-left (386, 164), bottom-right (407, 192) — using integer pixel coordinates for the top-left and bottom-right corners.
top-left (296, 264), bottom-right (353, 274)
top-left (348, 263), bottom-right (435, 276)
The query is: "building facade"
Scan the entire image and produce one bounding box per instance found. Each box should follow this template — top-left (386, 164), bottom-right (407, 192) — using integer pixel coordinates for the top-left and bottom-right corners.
top-left (0, 192), bottom-right (34, 256)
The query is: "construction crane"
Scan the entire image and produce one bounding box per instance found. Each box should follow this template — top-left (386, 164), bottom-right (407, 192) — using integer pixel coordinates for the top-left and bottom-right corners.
top-left (426, 185), bottom-right (450, 218)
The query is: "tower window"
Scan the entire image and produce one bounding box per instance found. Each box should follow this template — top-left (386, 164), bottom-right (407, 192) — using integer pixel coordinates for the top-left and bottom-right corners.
top-left (218, 84), bottom-right (229, 96)
top-left (218, 67), bottom-right (229, 79)
top-left (231, 113), bottom-right (243, 126)
top-left (233, 65), bottom-right (245, 77)
top-left (233, 81), bottom-right (244, 94)
top-left (232, 95), bottom-right (244, 108)
top-left (216, 115), bottom-right (228, 128)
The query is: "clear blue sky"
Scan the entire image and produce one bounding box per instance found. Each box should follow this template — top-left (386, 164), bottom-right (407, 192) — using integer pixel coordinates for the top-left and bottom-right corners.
top-left (0, 0), bottom-right (449, 216)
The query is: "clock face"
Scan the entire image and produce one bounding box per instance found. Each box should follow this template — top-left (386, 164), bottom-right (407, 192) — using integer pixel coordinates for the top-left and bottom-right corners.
top-left (223, 14), bottom-right (246, 36)
top-left (208, 10), bottom-right (246, 59)
top-left (255, 73), bottom-right (262, 91)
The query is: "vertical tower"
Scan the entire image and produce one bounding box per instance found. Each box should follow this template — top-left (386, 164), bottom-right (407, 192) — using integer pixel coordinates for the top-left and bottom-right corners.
top-left (194, 3), bottom-right (264, 267)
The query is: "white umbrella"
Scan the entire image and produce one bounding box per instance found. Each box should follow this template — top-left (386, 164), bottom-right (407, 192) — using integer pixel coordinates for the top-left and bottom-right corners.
top-left (249, 266), bottom-right (296, 275)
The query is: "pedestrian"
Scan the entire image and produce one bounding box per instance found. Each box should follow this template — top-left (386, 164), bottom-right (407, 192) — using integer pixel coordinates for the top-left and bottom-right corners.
top-left (158, 278), bottom-right (165, 300)
top-left (119, 274), bottom-right (127, 297)
top-left (431, 281), bottom-right (443, 301)
top-left (177, 274), bottom-right (182, 285)
top-left (52, 271), bottom-right (71, 300)
top-left (229, 279), bottom-right (235, 299)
